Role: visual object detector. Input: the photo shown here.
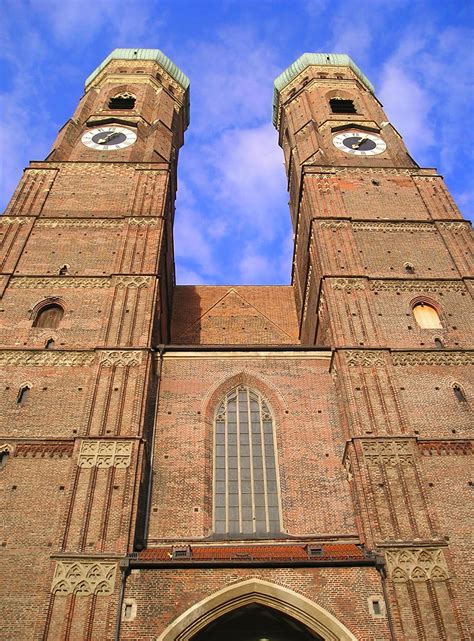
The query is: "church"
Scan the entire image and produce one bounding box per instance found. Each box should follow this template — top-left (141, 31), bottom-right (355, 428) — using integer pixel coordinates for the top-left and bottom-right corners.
top-left (0, 48), bottom-right (472, 640)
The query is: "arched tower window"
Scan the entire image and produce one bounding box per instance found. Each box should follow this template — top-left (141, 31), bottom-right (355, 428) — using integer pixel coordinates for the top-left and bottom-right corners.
top-left (32, 303), bottom-right (63, 329)
top-left (412, 302), bottom-right (442, 329)
top-left (214, 386), bottom-right (282, 537)
top-left (453, 384), bottom-right (467, 403)
top-left (108, 92), bottom-right (136, 110)
top-left (17, 384), bottom-right (31, 406)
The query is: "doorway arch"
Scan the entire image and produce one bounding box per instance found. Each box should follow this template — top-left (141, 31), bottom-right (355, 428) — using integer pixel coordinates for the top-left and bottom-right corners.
top-left (157, 579), bottom-right (358, 641)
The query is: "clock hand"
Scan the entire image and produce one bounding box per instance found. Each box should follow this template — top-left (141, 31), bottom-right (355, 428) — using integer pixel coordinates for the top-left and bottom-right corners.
top-left (97, 132), bottom-right (119, 144)
top-left (352, 136), bottom-right (369, 149)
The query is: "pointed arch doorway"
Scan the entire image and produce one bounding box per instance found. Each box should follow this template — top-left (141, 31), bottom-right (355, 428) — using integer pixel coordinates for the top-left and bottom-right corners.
top-left (157, 579), bottom-right (358, 641)
top-left (190, 603), bottom-right (323, 640)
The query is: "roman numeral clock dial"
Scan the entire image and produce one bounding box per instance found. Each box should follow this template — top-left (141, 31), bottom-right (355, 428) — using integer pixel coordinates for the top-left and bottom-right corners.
top-left (333, 130), bottom-right (386, 155)
top-left (81, 126), bottom-right (137, 150)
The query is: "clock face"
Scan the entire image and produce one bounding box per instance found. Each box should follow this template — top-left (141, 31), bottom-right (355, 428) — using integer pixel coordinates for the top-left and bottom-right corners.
top-left (333, 131), bottom-right (386, 156)
top-left (81, 126), bottom-right (137, 150)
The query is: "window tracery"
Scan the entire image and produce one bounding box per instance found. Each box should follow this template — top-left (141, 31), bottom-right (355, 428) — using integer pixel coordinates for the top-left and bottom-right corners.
top-left (214, 386), bottom-right (281, 536)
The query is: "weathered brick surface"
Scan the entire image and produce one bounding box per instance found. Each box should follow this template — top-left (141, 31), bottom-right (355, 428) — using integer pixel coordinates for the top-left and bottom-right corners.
top-left (147, 354), bottom-right (355, 540)
top-left (171, 285), bottom-right (300, 344)
top-left (0, 52), bottom-right (472, 641)
top-left (122, 567), bottom-right (391, 641)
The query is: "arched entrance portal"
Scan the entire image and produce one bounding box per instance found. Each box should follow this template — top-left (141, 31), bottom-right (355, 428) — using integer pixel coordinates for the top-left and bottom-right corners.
top-left (157, 579), bottom-right (358, 641)
top-left (191, 603), bottom-right (323, 640)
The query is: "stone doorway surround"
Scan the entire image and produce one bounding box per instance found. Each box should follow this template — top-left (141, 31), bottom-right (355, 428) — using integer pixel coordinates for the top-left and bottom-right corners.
top-left (157, 578), bottom-right (358, 641)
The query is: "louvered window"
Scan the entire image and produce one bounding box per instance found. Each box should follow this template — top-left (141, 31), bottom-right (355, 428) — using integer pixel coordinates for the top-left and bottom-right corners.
top-left (214, 386), bottom-right (282, 537)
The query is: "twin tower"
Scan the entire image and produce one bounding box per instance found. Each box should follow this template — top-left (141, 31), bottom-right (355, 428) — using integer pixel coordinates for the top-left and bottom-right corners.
top-left (0, 48), bottom-right (472, 640)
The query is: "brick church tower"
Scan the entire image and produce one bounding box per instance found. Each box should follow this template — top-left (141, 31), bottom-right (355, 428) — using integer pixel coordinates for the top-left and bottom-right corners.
top-left (0, 49), bottom-right (472, 640)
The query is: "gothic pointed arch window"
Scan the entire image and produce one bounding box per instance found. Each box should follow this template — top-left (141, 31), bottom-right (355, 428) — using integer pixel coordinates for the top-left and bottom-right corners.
top-left (32, 303), bottom-right (64, 329)
top-left (214, 386), bottom-right (282, 537)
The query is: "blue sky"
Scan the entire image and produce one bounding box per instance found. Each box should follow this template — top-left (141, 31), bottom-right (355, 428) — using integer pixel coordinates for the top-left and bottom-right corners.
top-left (1, 0), bottom-right (473, 285)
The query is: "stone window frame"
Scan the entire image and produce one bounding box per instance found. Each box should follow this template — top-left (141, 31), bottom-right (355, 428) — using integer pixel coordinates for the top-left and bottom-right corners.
top-left (212, 385), bottom-right (283, 538)
top-left (367, 595), bottom-right (386, 618)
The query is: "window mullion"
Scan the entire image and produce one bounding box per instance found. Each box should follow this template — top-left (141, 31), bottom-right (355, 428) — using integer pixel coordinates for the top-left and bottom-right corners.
top-left (248, 389), bottom-right (256, 534)
top-left (259, 396), bottom-right (270, 533)
top-left (224, 395), bottom-right (229, 534)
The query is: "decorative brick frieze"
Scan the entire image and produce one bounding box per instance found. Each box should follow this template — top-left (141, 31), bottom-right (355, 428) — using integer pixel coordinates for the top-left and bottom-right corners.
top-left (0, 350), bottom-right (95, 367)
top-left (320, 221), bottom-right (348, 229)
top-left (391, 352), bottom-right (474, 367)
top-left (331, 278), bottom-right (365, 291)
top-left (353, 221), bottom-right (436, 233)
top-left (362, 439), bottom-right (414, 466)
top-left (10, 277), bottom-right (111, 289)
top-left (98, 350), bottom-right (143, 367)
top-left (0, 217), bottom-right (29, 226)
top-left (36, 219), bottom-right (122, 228)
top-left (51, 560), bottom-right (117, 596)
top-left (15, 442), bottom-right (73, 458)
top-left (77, 440), bottom-right (132, 469)
top-left (418, 440), bottom-right (472, 456)
top-left (369, 279), bottom-right (465, 293)
top-left (437, 221), bottom-right (472, 231)
top-left (385, 548), bottom-right (449, 583)
top-left (114, 275), bottom-right (152, 288)
top-left (345, 350), bottom-right (385, 367)
top-left (127, 217), bottom-right (161, 226)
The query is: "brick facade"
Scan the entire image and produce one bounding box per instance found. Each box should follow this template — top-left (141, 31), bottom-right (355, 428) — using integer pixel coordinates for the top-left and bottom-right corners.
top-left (0, 49), bottom-right (471, 640)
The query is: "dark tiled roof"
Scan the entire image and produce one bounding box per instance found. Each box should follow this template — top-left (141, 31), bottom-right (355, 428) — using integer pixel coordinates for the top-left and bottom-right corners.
top-left (137, 543), bottom-right (365, 562)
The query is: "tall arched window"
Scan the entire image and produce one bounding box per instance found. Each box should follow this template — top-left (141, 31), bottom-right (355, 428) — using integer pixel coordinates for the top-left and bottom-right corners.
top-left (214, 386), bottom-right (281, 537)
top-left (33, 303), bottom-right (63, 329)
top-left (412, 302), bottom-right (442, 329)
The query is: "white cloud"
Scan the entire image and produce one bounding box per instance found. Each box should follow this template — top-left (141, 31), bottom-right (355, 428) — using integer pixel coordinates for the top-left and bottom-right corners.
top-left (379, 62), bottom-right (434, 155)
top-left (199, 123), bottom-right (287, 237)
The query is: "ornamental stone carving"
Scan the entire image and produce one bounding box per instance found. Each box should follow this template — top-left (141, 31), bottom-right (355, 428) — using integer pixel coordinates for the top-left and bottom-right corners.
top-left (78, 440), bottom-right (132, 469)
top-left (369, 279), bottom-right (464, 293)
top-left (385, 548), bottom-right (449, 583)
top-left (437, 221), bottom-right (471, 230)
top-left (114, 275), bottom-right (152, 288)
top-left (0, 351), bottom-right (95, 367)
top-left (0, 217), bottom-right (28, 225)
top-left (353, 221), bottom-right (436, 233)
top-left (10, 277), bottom-right (110, 289)
top-left (51, 561), bottom-right (116, 596)
top-left (332, 278), bottom-right (365, 292)
top-left (98, 350), bottom-right (143, 367)
top-left (127, 217), bottom-right (160, 226)
top-left (320, 221), bottom-right (348, 229)
top-left (345, 350), bottom-right (385, 367)
top-left (36, 219), bottom-right (122, 228)
top-left (362, 440), bottom-right (414, 466)
top-left (392, 352), bottom-right (474, 367)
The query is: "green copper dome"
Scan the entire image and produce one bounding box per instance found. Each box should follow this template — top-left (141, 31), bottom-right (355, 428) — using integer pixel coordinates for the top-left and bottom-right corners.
top-left (85, 48), bottom-right (190, 125)
top-left (273, 53), bottom-right (374, 127)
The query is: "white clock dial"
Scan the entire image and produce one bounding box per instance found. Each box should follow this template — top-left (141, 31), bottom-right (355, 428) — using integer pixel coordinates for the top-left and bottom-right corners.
top-left (333, 131), bottom-right (386, 156)
top-left (81, 126), bottom-right (137, 150)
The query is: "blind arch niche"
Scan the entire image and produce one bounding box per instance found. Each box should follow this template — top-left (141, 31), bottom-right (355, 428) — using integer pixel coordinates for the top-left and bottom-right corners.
top-left (214, 385), bottom-right (282, 537)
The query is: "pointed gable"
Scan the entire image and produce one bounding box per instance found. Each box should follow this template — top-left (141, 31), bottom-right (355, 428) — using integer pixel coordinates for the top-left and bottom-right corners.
top-left (171, 286), bottom-right (299, 345)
